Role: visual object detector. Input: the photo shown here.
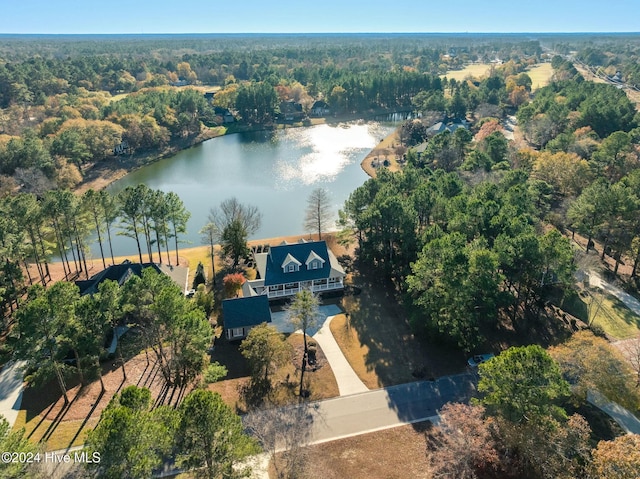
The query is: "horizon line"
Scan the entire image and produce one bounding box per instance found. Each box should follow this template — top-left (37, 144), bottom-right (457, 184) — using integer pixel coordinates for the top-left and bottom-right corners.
top-left (1, 31), bottom-right (640, 36)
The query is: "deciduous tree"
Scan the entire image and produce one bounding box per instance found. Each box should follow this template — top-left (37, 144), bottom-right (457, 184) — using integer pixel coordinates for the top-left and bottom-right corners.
top-left (223, 272), bottom-right (245, 298)
top-left (304, 187), bottom-right (333, 240)
top-left (549, 331), bottom-right (640, 411)
top-left (590, 434), bottom-right (640, 479)
top-left (209, 198), bottom-right (261, 269)
top-left (427, 403), bottom-right (501, 479)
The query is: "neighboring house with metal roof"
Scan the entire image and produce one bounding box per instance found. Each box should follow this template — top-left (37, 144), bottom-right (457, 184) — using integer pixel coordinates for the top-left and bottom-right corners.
top-left (222, 295), bottom-right (271, 340)
top-left (243, 240), bottom-right (346, 300)
top-left (75, 260), bottom-right (189, 296)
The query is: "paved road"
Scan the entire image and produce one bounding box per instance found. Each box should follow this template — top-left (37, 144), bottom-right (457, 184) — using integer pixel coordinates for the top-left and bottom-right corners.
top-left (587, 390), bottom-right (640, 435)
top-left (588, 271), bottom-right (640, 316)
top-left (47, 374), bottom-right (476, 478)
top-left (289, 373), bottom-right (476, 446)
top-left (0, 361), bottom-right (25, 427)
top-left (240, 373), bottom-right (476, 478)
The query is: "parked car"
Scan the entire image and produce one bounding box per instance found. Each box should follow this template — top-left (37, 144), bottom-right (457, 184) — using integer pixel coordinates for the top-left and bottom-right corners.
top-left (467, 353), bottom-right (495, 367)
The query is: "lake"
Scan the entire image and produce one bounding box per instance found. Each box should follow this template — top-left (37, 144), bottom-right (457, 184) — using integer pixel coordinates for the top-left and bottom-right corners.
top-left (99, 121), bottom-right (396, 257)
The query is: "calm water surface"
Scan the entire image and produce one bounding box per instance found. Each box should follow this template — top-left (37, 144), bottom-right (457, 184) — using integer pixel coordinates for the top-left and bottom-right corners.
top-left (99, 121), bottom-right (396, 256)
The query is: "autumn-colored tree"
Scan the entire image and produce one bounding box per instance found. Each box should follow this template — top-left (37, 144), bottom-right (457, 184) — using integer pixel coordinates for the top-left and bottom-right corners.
top-left (223, 273), bottom-right (245, 298)
top-left (496, 413), bottom-right (592, 479)
top-left (510, 148), bottom-right (539, 171)
top-left (474, 119), bottom-right (503, 142)
top-left (549, 331), bottom-right (640, 411)
top-left (532, 151), bottom-right (592, 197)
top-left (176, 62), bottom-right (197, 84)
top-left (427, 403), bottom-right (501, 479)
top-left (508, 85), bottom-right (529, 107)
top-left (590, 434), bottom-right (640, 479)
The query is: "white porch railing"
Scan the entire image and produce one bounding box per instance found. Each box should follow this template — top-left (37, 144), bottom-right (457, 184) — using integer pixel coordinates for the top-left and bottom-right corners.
top-left (266, 281), bottom-right (343, 298)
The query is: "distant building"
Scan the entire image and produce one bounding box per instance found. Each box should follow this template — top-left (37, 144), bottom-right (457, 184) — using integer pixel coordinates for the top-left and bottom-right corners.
top-left (426, 119), bottom-right (469, 137)
top-left (113, 140), bottom-right (130, 156)
top-left (310, 100), bottom-right (330, 117)
top-left (214, 107), bottom-right (235, 124)
top-left (280, 100), bottom-right (304, 122)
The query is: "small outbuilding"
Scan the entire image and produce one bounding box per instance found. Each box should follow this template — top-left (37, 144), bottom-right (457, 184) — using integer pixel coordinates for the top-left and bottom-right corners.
top-left (222, 295), bottom-right (272, 340)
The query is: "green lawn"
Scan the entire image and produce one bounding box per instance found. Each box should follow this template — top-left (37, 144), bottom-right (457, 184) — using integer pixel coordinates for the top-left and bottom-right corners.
top-left (590, 292), bottom-right (640, 340)
top-left (561, 288), bottom-right (640, 340)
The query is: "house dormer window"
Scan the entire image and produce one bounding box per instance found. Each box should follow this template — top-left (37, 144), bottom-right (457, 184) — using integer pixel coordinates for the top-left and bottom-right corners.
top-left (305, 250), bottom-right (325, 270)
top-left (282, 253), bottom-right (302, 273)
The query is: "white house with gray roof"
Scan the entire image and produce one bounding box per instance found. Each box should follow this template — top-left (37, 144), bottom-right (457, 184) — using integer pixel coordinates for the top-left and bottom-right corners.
top-left (243, 239), bottom-right (346, 299)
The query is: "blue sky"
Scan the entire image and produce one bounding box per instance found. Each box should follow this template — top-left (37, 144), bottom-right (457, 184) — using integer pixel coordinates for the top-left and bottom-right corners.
top-left (1, 0), bottom-right (639, 34)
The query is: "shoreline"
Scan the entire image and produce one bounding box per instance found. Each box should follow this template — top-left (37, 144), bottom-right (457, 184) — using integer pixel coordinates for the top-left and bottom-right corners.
top-left (359, 124), bottom-right (404, 178)
top-left (44, 232), bottom-right (350, 288)
top-left (73, 107), bottom-right (410, 194)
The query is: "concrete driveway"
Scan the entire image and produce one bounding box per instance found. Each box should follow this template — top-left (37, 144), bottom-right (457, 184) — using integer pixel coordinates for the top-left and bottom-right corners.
top-left (269, 303), bottom-right (368, 396)
top-left (269, 304), bottom-right (342, 335)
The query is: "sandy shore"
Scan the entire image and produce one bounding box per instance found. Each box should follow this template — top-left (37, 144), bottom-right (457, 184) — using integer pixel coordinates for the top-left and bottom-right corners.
top-left (360, 124), bottom-right (403, 178)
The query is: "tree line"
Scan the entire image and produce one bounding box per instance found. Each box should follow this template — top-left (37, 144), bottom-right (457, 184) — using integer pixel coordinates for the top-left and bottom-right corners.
top-left (340, 166), bottom-right (575, 351)
top-left (0, 185), bottom-right (189, 318)
top-left (0, 35), bottom-right (546, 192)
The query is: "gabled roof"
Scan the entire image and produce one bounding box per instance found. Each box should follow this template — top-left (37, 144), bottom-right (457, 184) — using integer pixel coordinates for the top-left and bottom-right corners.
top-left (305, 250), bottom-right (325, 266)
top-left (414, 142), bottom-right (429, 154)
top-left (262, 240), bottom-right (344, 286)
top-left (427, 121), bottom-right (446, 134)
top-left (75, 260), bottom-right (188, 295)
top-left (222, 295), bottom-right (271, 330)
top-left (76, 261), bottom-right (162, 295)
top-left (281, 253), bottom-right (302, 268)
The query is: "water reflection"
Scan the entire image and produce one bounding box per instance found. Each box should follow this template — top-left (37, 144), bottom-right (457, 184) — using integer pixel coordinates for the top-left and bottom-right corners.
top-left (276, 123), bottom-right (381, 186)
top-left (99, 121), bottom-right (396, 256)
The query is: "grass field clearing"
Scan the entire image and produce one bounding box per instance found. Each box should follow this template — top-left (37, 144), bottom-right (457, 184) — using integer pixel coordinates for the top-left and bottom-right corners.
top-left (526, 63), bottom-right (554, 91)
top-left (442, 63), bottom-right (493, 81)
